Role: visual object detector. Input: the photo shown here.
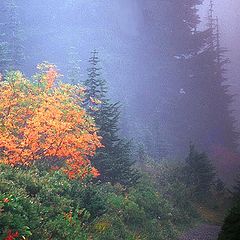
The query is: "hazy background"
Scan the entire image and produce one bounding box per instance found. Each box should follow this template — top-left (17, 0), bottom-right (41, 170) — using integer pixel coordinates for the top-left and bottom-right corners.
top-left (15, 0), bottom-right (240, 164)
top-left (20, 0), bottom-right (240, 128)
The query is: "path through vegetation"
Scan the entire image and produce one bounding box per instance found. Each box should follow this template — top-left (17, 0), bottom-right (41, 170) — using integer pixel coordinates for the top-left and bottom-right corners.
top-left (180, 224), bottom-right (221, 240)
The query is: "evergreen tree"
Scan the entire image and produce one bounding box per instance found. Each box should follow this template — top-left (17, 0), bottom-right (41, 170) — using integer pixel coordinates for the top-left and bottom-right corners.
top-left (134, 0), bottom-right (237, 158)
top-left (184, 144), bottom-right (216, 199)
top-left (219, 169), bottom-right (240, 239)
top-left (84, 50), bottom-right (107, 112)
top-left (190, 0), bottom-right (238, 151)
top-left (0, 0), bottom-right (24, 73)
top-left (83, 50), bottom-right (139, 186)
top-left (67, 46), bottom-right (82, 85)
top-left (218, 200), bottom-right (240, 240)
top-left (134, 0), bottom-right (205, 157)
top-left (232, 170), bottom-right (240, 201)
top-left (214, 177), bottom-right (225, 192)
top-left (168, 0), bottom-right (238, 155)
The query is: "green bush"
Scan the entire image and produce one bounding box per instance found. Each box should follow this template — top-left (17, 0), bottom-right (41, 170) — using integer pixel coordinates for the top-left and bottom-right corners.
top-left (0, 165), bottom-right (93, 239)
top-left (0, 163), bottom-right (198, 240)
top-left (218, 200), bottom-right (240, 240)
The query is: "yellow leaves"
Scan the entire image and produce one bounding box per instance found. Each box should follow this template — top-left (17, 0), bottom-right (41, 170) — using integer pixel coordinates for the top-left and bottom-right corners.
top-left (0, 64), bottom-right (103, 179)
top-left (94, 220), bottom-right (111, 233)
top-left (90, 97), bottom-right (102, 105)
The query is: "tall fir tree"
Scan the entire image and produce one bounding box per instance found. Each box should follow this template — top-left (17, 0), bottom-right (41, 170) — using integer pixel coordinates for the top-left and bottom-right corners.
top-left (184, 144), bottom-right (216, 199)
top-left (182, 0), bottom-right (238, 153)
top-left (134, 0), bottom-right (205, 158)
top-left (232, 170), bottom-right (240, 201)
top-left (134, 0), bottom-right (237, 158)
top-left (83, 50), bottom-right (139, 186)
top-left (0, 0), bottom-right (24, 73)
top-left (218, 200), bottom-right (240, 240)
top-left (190, 0), bottom-right (238, 152)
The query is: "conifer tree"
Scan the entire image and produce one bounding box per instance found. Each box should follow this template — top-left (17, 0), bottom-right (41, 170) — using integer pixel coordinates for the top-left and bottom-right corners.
top-left (83, 50), bottom-right (139, 186)
top-left (84, 50), bottom-right (107, 112)
top-left (218, 200), bottom-right (240, 240)
top-left (184, 144), bottom-right (216, 199)
top-left (0, 0), bottom-right (25, 73)
top-left (232, 170), bottom-right (240, 201)
top-left (176, 0), bottom-right (238, 153)
top-left (214, 177), bottom-right (225, 192)
top-left (219, 169), bottom-right (240, 239)
top-left (135, 0), bottom-right (237, 158)
top-left (135, 0), bottom-right (205, 157)
top-left (192, 0), bottom-right (238, 151)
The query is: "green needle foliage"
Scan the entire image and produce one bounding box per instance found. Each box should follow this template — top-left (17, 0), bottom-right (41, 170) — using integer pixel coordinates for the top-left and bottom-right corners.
top-left (183, 144), bottom-right (216, 200)
top-left (83, 50), bottom-right (139, 186)
top-left (218, 200), bottom-right (240, 240)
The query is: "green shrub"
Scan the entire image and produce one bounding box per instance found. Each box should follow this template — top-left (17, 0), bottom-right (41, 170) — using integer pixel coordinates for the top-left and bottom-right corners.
top-left (218, 200), bottom-right (240, 240)
top-left (0, 165), bottom-right (90, 239)
top-left (0, 163), bottom-right (198, 240)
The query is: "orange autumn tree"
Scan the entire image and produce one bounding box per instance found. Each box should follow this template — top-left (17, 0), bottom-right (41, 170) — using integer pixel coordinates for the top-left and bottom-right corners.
top-left (0, 62), bottom-right (102, 179)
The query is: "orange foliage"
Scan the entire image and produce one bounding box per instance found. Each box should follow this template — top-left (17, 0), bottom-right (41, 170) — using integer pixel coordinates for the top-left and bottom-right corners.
top-left (0, 63), bottom-right (102, 179)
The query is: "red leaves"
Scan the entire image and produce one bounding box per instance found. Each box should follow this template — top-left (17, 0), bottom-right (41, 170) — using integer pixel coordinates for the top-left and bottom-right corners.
top-left (3, 198), bottom-right (10, 203)
top-left (4, 230), bottom-right (19, 240)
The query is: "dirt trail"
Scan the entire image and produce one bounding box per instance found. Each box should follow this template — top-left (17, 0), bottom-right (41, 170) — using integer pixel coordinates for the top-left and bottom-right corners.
top-left (179, 224), bottom-right (221, 240)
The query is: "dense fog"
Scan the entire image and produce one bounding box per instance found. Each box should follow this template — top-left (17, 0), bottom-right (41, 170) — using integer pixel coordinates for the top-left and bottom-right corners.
top-left (0, 1), bottom-right (240, 239)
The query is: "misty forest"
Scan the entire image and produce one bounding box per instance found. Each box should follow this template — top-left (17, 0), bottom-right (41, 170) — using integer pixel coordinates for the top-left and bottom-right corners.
top-left (0, 0), bottom-right (240, 239)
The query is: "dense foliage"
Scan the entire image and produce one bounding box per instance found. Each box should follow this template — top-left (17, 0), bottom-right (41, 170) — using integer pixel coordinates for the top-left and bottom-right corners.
top-left (218, 171), bottom-right (240, 239)
top-left (135, 146), bottom-right (229, 224)
top-left (183, 145), bottom-right (216, 199)
top-left (0, 164), bottom-right (199, 240)
top-left (218, 200), bottom-right (240, 240)
top-left (0, 64), bottom-right (205, 240)
top-left (231, 171), bottom-right (240, 201)
top-left (0, 0), bottom-right (237, 239)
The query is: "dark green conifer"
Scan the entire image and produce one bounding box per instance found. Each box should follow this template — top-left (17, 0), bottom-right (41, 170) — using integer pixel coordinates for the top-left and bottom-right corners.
top-left (218, 200), bottom-right (240, 240)
top-left (135, 0), bottom-right (237, 158)
top-left (83, 50), bottom-right (139, 186)
top-left (231, 170), bottom-right (240, 201)
top-left (184, 144), bottom-right (216, 199)
top-left (214, 178), bottom-right (225, 192)
top-left (218, 169), bottom-right (240, 239)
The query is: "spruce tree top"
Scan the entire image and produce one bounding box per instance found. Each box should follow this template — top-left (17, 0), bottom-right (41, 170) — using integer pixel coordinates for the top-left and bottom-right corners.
top-left (84, 50), bottom-right (107, 108)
